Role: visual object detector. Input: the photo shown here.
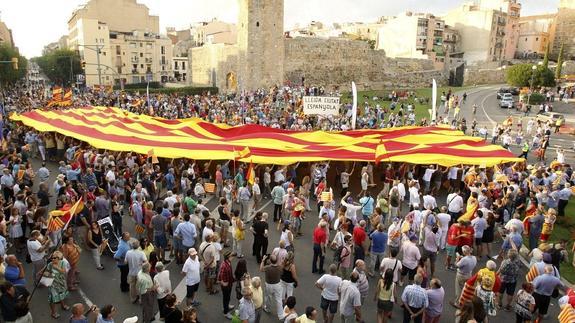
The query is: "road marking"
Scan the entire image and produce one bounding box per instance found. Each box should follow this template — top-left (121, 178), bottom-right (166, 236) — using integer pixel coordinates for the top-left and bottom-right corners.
top-left (246, 199), bottom-right (273, 222)
top-left (77, 287), bottom-right (94, 307)
top-left (480, 92), bottom-right (497, 126)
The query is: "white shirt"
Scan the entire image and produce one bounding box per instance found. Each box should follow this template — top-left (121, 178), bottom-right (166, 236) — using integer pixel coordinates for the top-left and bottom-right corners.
top-left (448, 167), bottom-right (459, 180)
top-left (202, 227), bottom-right (214, 242)
top-left (263, 172), bottom-right (271, 185)
top-left (105, 169), bottom-right (115, 183)
top-left (380, 257), bottom-right (402, 283)
top-left (447, 193), bottom-right (464, 213)
top-left (316, 274), bottom-right (342, 301)
top-left (153, 270), bottom-right (172, 299)
top-left (274, 170), bottom-right (285, 183)
top-left (182, 256), bottom-right (201, 286)
top-left (423, 168), bottom-right (436, 182)
top-left (27, 239), bottom-right (45, 262)
top-left (252, 183), bottom-right (261, 195)
top-left (397, 183), bottom-right (406, 200)
top-left (408, 187), bottom-right (420, 206)
top-left (436, 213), bottom-right (451, 231)
top-left (422, 195), bottom-right (437, 210)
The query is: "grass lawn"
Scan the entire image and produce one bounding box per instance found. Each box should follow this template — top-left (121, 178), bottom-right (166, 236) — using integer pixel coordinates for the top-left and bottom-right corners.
top-left (340, 86), bottom-right (473, 121)
top-left (549, 199), bottom-right (575, 284)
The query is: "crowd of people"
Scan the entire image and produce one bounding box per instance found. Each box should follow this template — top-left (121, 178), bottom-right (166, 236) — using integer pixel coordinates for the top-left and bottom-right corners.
top-left (0, 81), bottom-right (573, 323)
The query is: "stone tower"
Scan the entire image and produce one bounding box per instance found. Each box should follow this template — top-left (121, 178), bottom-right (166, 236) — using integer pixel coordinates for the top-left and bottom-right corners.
top-left (237, 0), bottom-right (285, 91)
top-left (552, 0), bottom-right (575, 58)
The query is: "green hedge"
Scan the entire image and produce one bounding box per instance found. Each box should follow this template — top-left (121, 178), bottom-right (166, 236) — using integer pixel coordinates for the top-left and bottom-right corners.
top-left (528, 93), bottom-right (546, 105)
top-left (116, 86), bottom-right (219, 95)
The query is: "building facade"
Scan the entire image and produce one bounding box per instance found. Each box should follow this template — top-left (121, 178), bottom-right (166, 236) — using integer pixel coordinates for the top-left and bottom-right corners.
top-left (516, 14), bottom-right (556, 58)
top-left (67, 0), bottom-right (172, 87)
top-left (376, 12), bottom-right (461, 69)
top-left (42, 36), bottom-right (69, 55)
top-left (0, 20), bottom-right (14, 48)
top-left (173, 56), bottom-right (188, 82)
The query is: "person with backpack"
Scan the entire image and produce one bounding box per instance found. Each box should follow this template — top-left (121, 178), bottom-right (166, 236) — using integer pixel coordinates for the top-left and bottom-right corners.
top-left (336, 235), bottom-right (353, 279)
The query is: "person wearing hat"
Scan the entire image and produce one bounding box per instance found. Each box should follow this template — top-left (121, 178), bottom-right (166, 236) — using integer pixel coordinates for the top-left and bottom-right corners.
top-left (182, 247), bottom-right (201, 307)
top-left (153, 261), bottom-right (171, 320)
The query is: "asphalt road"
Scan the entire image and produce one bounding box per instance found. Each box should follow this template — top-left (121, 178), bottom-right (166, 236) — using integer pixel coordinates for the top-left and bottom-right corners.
top-left (455, 85), bottom-right (575, 162)
top-left (21, 157), bottom-right (567, 322)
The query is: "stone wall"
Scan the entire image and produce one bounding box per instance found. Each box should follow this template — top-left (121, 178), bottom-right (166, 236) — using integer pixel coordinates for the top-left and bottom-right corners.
top-left (284, 37), bottom-right (446, 90)
top-left (463, 66), bottom-right (506, 86)
top-left (189, 44), bottom-right (238, 90)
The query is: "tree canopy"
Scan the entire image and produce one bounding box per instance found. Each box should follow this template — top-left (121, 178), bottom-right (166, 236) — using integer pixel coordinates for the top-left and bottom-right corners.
top-left (33, 49), bottom-right (83, 86)
top-left (0, 45), bottom-right (27, 85)
top-left (506, 64), bottom-right (555, 88)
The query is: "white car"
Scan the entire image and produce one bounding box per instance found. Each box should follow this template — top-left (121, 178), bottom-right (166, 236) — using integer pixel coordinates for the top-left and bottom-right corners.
top-left (500, 97), bottom-right (515, 109)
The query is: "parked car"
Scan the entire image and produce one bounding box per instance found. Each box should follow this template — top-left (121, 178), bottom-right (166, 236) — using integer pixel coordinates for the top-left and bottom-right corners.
top-left (497, 87), bottom-right (519, 99)
top-left (536, 112), bottom-right (565, 127)
top-left (500, 97), bottom-right (515, 109)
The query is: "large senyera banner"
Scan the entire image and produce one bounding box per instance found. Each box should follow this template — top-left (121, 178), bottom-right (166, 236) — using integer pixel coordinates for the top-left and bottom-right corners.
top-left (11, 106), bottom-right (522, 166)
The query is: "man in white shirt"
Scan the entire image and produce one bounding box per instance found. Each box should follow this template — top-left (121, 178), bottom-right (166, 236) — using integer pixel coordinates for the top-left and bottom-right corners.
top-left (125, 239), bottom-right (147, 303)
top-left (154, 262), bottom-right (172, 319)
top-left (105, 163), bottom-right (116, 183)
top-left (422, 165), bottom-right (436, 194)
top-left (446, 190), bottom-right (464, 224)
top-left (422, 193), bottom-right (437, 211)
top-left (273, 167), bottom-right (286, 184)
top-left (341, 192), bottom-right (362, 225)
top-left (315, 264), bottom-right (342, 323)
top-left (436, 207), bottom-right (451, 250)
top-left (182, 248), bottom-right (201, 306)
top-left (470, 210), bottom-right (487, 256)
top-left (408, 182), bottom-right (421, 208)
top-left (447, 166), bottom-right (460, 193)
top-left (27, 230), bottom-right (50, 281)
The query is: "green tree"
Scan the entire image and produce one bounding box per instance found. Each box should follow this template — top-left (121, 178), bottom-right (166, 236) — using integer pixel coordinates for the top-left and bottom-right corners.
top-left (542, 44), bottom-right (549, 69)
top-left (555, 43), bottom-right (564, 79)
top-left (0, 45), bottom-right (27, 85)
top-left (506, 63), bottom-right (555, 88)
top-left (34, 49), bottom-right (83, 86)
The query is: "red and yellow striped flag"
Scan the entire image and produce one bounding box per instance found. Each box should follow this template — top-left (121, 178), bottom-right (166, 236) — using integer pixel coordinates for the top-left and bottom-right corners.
top-left (558, 305), bottom-right (575, 323)
top-left (11, 106), bottom-right (524, 166)
top-left (59, 89), bottom-right (73, 107)
top-left (47, 198), bottom-right (84, 232)
top-left (246, 161), bottom-right (255, 186)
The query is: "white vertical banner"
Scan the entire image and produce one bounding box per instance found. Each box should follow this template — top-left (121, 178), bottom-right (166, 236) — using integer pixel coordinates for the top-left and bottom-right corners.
top-left (432, 79), bottom-right (437, 122)
top-left (351, 81), bottom-right (358, 129)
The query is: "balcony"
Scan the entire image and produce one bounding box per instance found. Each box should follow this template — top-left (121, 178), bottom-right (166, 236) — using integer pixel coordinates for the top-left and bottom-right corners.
top-left (131, 69), bottom-right (138, 74)
top-left (130, 57), bottom-right (139, 63)
top-left (145, 58), bottom-right (153, 63)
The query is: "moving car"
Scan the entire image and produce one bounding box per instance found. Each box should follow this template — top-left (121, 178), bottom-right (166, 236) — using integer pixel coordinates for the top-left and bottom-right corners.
top-left (536, 112), bottom-right (565, 127)
top-left (500, 96), bottom-right (515, 109)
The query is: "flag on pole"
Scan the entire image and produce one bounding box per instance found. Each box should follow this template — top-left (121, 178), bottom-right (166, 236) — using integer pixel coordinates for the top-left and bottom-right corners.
top-left (432, 79), bottom-right (437, 122)
top-left (47, 198), bottom-right (84, 232)
top-left (246, 161), bottom-right (255, 186)
top-left (351, 81), bottom-right (358, 130)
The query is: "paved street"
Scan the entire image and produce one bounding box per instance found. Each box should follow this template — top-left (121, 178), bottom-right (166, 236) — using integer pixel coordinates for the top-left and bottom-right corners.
top-left (21, 141), bottom-right (568, 323)
top-left (457, 85), bottom-right (575, 162)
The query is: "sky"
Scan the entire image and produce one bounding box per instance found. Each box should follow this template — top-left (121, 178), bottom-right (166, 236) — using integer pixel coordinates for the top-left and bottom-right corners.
top-left (0, 0), bottom-right (560, 58)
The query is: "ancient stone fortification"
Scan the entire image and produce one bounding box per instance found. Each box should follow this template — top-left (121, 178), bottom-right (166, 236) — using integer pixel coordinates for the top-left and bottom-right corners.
top-left (284, 38), bottom-right (446, 90)
top-left (189, 37), bottom-right (447, 91)
top-left (463, 66), bottom-right (506, 86)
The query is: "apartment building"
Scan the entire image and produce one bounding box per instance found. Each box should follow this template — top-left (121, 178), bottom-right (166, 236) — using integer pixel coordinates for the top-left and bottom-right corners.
top-left (516, 14), bottom-right (556, 58)
top-left (67, 0), bottom-right (172, 87)
top-left (0, 20), bottom-right (14, 48)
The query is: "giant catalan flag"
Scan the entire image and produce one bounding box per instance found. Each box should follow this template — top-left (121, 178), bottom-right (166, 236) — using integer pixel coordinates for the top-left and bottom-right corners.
top-left (11, 106), bottom-right (523, 166)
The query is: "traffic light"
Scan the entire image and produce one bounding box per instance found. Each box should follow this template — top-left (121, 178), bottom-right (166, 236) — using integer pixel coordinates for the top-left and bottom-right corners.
top-left (81, 61), bottom-right (86, 69)
top-left (11, 57), bottom-right (18, 70)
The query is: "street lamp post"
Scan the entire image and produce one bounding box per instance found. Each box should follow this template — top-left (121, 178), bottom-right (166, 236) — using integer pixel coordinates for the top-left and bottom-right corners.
top-left (76, 44), bottom-right (104, 87)
top-left (527, 64), bottom-right (537, 107)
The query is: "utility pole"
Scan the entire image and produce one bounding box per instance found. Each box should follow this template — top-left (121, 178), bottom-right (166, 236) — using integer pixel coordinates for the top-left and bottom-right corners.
top-left (96, 47), bottom-right (102, 87)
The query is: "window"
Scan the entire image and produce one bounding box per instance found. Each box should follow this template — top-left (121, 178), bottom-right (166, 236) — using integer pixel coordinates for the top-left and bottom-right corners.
top-left (175, 61), bottom-right (179, 70)
top-left (140, 43), bottom-right (143, 47)
top-left (256, 21), bottom-right (260, 27)
top-left (161, 46), bottom-right (165, 55)
top-left (146, 43), bottom-right (152, 49)
top-left (140, 53), bottom-right (143, 57)
top-left (102, 52), bottom-right (106, 56)
top-left (182, 62), bottom-right (185, 70)
top-left (140, 64), bottom-right (144, 68)
top-left (536, 37), bottom-right (539, 41)
top-left (116, 45), bottom-right (121, 55)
